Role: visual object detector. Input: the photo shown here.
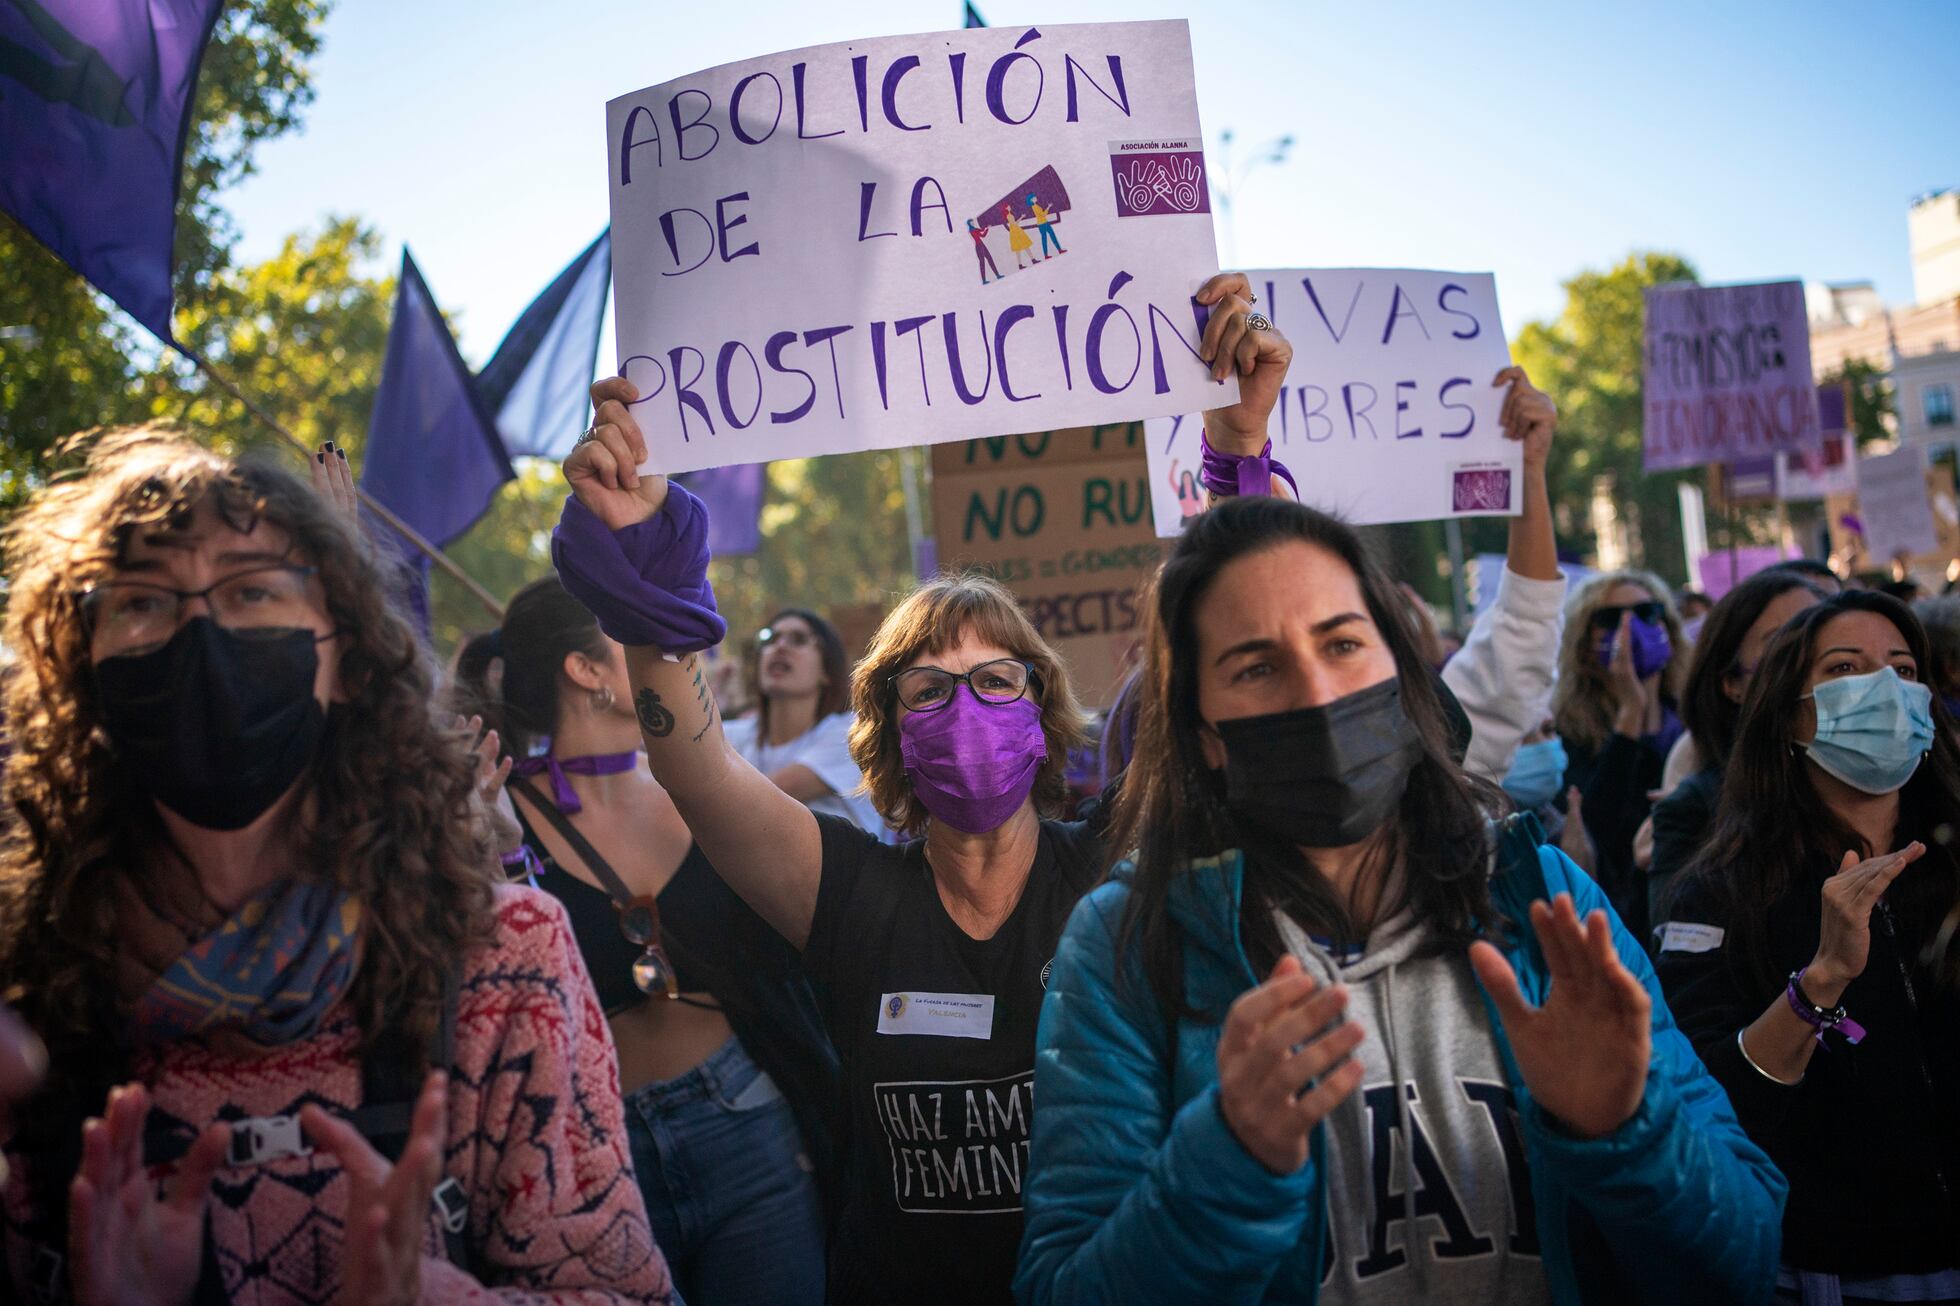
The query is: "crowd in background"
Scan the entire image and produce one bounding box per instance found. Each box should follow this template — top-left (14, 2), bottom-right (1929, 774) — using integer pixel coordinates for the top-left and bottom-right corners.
top-left (0, 270), bottom-right (1951, 1306)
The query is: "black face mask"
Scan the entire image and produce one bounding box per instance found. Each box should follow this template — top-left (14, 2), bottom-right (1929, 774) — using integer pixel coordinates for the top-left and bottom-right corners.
top-left (1213, 678), bottom-right (1422, 849)
top-left (93, 618), bottom-right (330, 831)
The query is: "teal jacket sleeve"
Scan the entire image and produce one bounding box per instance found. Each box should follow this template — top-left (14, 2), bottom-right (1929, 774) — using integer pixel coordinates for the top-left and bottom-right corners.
top-left (1014, 882), bottom-right (1311, 1306)
top-left (1525, 849), bottom-right (1787, 1306)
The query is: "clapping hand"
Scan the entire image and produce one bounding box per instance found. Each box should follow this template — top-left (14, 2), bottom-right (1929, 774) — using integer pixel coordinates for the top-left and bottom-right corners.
top-left (1470, 895), bottom-right (1650, 1140)
top-left (301, 1072), bottom-right (450, 1306)
top-left (1216, 955), bottom-right (1365, 1174)
top-left (68, 1083), bottom-right (229, 1306)
top-left (309, 442), bottom-right (358, 519)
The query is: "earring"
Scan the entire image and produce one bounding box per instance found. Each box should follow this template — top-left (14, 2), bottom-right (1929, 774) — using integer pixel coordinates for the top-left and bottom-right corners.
top-left (593, 685), bottom-right (616, 713)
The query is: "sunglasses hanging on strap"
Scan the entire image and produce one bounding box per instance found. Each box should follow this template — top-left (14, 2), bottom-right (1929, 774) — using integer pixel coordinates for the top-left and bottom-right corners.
top-left (508, 775), bottom-right (681, 1000)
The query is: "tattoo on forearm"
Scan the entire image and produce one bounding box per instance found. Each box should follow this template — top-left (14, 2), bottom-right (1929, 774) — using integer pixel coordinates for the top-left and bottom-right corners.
top-left (685, 655), bottom-right (718, 742)
top-left (636, 688), bottom-right (675, 738)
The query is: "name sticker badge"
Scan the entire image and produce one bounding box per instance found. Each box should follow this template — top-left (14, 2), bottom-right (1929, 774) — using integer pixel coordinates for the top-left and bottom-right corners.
top-left (1658, 922), bottom-right (1725, 954)
top-left (877, 992), bottom-right (996, 1040)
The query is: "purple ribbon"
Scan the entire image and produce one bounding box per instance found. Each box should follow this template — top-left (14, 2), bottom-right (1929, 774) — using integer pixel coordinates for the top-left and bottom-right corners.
top-left (1200, 432), bottom-right (1299, 500)
top-left (511, 750), bottom-right (639, 815)
top-left (1786, 968), bottom-right (1867, 1047)
top-left (551, 484), bottom-right (729, 653)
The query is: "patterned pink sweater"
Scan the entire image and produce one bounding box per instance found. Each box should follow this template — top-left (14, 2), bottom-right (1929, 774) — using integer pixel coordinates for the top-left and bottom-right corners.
top-left (6, 885), bottom-right (674, 1304)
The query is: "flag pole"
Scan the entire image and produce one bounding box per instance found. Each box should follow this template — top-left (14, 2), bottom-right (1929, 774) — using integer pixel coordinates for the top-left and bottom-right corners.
top-left (190, 356), bottom-right (508, 620)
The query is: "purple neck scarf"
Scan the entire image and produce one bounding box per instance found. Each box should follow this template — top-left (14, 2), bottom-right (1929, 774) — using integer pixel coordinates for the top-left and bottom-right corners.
top-left (899, 694), bottom-right (1047, 834)
top-left (511, 750), bottom-right (639, 814)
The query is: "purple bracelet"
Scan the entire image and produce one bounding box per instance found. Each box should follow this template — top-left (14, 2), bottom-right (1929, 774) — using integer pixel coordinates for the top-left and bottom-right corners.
top-left (1200, 431), bottom-right (1299, 500)
top-left (1785, 967), bottom-right (1866, 1046)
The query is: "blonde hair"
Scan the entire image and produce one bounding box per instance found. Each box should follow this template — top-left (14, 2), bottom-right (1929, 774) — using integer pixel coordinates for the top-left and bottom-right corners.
top-left (1552, 568), bottom-right (1689, 750)
top-left (848, 574), bottom-right (1089, 835)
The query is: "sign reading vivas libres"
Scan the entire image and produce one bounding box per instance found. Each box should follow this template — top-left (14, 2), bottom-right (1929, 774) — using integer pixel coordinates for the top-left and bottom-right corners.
top-left (1642, 280), bottom-right (1821, 472)
top-left (606, 21), bottom-right (1233, 476)
top-left (1141, 268), bottom-right (1520, 534)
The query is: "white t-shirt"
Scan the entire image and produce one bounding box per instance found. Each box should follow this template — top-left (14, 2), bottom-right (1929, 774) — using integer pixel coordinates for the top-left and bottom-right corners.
top-left (723, 711), bottom-right (884, 833)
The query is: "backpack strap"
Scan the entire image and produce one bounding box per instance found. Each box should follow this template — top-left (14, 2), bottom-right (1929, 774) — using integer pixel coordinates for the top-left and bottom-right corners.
top-left (348, 968), bottom-right (473, 1269)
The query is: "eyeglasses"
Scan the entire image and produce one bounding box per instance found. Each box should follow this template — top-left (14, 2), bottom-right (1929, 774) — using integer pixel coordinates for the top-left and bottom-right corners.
top-left (758, 626), bottom-right (815, 651)
top-left (81, 564), bottom-right (323, 658)
top-left (617, 897), bottom-right (681, 1000)
top-left (1589, 601), bottom-right (1665, 632)
top-left (892, 658), bottom-right (1037, 713)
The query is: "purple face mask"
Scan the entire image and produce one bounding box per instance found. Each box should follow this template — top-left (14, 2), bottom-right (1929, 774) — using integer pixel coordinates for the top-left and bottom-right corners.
top-left (899, 693), bottom-right (1047, 834)
top-left (1597, 615), bottom-right (1673, 680)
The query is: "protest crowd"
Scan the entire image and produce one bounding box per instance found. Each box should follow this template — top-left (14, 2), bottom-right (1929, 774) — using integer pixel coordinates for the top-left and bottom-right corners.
top-left (4, 6), bottom-right (1960, 1306)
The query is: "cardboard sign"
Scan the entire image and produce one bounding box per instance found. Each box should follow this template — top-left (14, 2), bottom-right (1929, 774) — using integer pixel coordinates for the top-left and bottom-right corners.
top-left (930, 424), bottom-right (1158, 706)
top-left (1140, 269), bottom-right (1519, 536)
top-left (1857, 446), bottom-right (1939, 563)
top-left (1642, 280), bottom-right (1820, 472)
top-left (607, 21), bottom-right (1234, 476)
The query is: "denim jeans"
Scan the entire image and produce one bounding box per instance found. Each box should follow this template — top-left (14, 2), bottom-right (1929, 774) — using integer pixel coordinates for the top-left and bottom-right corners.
top-left (623, 1037), bottom-right (825, 1306)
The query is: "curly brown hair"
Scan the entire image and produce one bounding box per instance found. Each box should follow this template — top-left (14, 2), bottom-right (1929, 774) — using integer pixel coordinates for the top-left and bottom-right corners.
top-left (0, 428), bottom-right (497, 1202)
top-left (847, 574), bottom-right (1088, 836)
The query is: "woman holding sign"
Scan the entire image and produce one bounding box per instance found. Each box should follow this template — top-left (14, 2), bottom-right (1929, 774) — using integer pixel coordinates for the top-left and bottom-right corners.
top-left (1015, 492), bottom-right (1786, 1306)
top-left (552, 272), bottom-right (1567, 1304)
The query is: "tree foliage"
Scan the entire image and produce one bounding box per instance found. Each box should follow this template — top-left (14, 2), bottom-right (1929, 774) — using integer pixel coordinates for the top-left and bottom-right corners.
top-left (0, 0), bottom-right (330, 497)
top-left (1820, 357), bottom-right (1895, 447)
top-left (1512, 251), bottom-right (1702, 581)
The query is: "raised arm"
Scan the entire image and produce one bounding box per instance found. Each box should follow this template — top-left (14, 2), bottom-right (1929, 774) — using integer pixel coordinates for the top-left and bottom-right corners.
top-left (554, 378), bottom-right (824, 948)
top-left (1444, 366), bottom-right (1566, 782)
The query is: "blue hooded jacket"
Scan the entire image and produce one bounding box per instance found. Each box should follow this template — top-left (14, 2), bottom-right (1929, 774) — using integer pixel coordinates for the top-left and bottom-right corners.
top-left (1015, 821), bottom-right (1786, 1305)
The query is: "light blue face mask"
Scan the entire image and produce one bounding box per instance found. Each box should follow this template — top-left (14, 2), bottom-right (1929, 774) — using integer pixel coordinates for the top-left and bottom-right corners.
top-left (1803, 666), bottom-right (1936, 795)
top-left (1502, 738), bottom-right (1569, 810)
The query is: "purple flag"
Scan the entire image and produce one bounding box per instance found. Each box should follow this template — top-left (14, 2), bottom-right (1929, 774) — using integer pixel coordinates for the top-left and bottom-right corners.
top-left (675, 463), bottom-right (765, 556)
top-left (0, 0), bottom-right (225, 342)
top-left (359, 251), bottom-right (514, 615)
top-left (478, 229), bottom-right (612, 460)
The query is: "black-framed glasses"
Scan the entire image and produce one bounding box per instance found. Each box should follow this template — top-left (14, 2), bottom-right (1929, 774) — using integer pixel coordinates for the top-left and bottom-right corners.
top-left (1589, 600), bottom-right (1664, 632)
top-left (758, 626), bottom-right (815, 651)
top-left (892, 658), bottom-right (1037, 712)
top-left (80, 564), bottom-right (322, 658)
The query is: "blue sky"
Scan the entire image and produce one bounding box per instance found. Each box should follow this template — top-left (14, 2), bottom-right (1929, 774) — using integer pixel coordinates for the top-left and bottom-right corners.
top-left (225, 0), bottom-right (1960, 366)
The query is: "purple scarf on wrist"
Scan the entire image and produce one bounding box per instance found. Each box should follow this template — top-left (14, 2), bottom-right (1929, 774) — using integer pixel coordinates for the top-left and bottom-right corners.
top-left (1200, 432), bottom-right (1299, 499)
top-left (551, 484), bottom-right (728, 653)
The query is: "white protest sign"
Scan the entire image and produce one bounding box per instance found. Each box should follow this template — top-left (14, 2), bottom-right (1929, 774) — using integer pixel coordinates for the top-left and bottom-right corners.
top-left (1142, 269), bottom-right (1518, 536)
top-left (607, 21), bottom-right (1234, 475)
top-left (1857, 445), bottom-right (1939, 562)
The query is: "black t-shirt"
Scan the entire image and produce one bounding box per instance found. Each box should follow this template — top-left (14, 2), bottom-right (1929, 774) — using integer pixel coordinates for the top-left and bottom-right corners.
top-left (804, 814), bottom-right (1104, 1306)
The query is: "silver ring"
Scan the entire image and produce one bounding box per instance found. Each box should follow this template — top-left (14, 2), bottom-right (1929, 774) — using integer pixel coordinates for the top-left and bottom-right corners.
top-left (1246, 312), bottom-right (1272, 332)
top-left (574, 425), bottom-right (599, 447)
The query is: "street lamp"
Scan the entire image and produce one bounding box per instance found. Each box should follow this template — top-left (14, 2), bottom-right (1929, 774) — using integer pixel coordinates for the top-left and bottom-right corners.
top-left (1212, 128), bottom-right (1295, 266)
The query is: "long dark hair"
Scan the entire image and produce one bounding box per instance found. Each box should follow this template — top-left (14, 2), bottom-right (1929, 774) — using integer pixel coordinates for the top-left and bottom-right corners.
top-left (749, 608), bottom-right (851, 740)
top-left (1682, 592), bottom-right (1960, 988)
top-left (461, 578), bottom-right (611, 758)
top-left (1680, 572), bottom-right (1825, 770)
top-left (1113, 496), bottom-right (1505, 1022)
